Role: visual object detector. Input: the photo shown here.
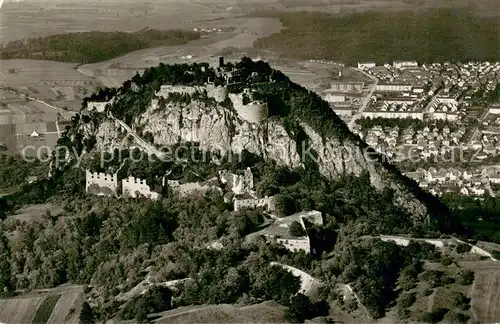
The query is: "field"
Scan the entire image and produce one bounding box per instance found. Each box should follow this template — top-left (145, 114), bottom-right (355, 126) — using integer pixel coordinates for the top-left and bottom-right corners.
top-left (46, 292), bottom-right (83, 324)
top-left (469, 263), bottom-right (500, 323)
top-left (76, 17), bottom-right (283, 87)
top-left (0, 286), bottom-right (84, 324)
top-left (32, 295), bottom-right (61, 324)
top-left (151, 301), bottom-right (286, 323)
top-left (0, 88), bottom-right (72, 155)
top-left (0, 296), bottom-right (45, 323)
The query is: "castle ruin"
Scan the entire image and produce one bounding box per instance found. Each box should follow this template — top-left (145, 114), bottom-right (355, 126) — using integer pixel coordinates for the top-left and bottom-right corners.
top-left (229, 92), bottom-right (268, 124)
top-left (155, 84), bottom-right (228, 103)
top-left (87, 97), bottom-right (115, 113)
top-left (85, 170), bottom-right (119, 197)
top-left (219, 167), bottom-right (254, 195)
top-left (234, 195), bottom-right (276, 212)
top-left (122, 176), bottom-right (161, 200)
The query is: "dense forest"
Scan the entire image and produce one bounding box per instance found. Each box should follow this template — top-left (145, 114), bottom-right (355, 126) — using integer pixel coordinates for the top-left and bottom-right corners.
top-left (0, 29), bottom-right (200, 63)
top-left (253, 9), bottom-right (500, 64)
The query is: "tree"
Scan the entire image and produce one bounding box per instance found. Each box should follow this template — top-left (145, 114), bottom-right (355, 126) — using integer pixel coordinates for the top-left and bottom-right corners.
top-left (79, 302), bottom-right (94, 324)
top-left (289, 221), bottom-right (306, 237)
top-left (421, 308), bottom-right (448, 323)
top-left (285, 293), bottom-right (315, 323)
top-left (274, 194), bottom-right (295, 217)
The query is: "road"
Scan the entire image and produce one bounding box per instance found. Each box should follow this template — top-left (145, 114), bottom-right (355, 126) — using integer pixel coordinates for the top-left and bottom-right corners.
top-left (423, 89), bottom-right (441, 113)
top-left (348, 68), bottom-right (378, 130)
top-left (465, 103), bottom-right (491, 145)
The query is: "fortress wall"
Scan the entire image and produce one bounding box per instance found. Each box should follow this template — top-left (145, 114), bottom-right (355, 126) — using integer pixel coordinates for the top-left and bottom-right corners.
top-left (229, 93), bottom-right (268, 124)
top-left (122, 176), bottom-right (160, 200)
top-left (219, 167), bottom-right (254, 195)
top-left (156, 85), bottom-right (203, 98)
top-left (206, 84), bottom-right (229, 103)
top-left (234, 195), bottom-right (275, 212)
top-left (85, 169), bottom-right (118, 196)
top-left (87, 102), bottom-right (108, 113)
top-left (157, 84), bottom-right (229, 103)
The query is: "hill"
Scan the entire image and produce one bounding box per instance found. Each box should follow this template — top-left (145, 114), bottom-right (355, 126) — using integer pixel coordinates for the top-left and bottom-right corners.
top-left (0, 29), bottom-right (200, 64)
top-left (81, 58), bottom-right (459, 234)
top-left (0, 57), bottom-right (481, 323)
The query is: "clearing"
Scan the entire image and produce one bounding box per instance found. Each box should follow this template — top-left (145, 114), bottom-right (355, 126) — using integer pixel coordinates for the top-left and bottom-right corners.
top-left (0, 285), bottom-right (84, 324)
top-left (150, 300), bottom-right (286, 324)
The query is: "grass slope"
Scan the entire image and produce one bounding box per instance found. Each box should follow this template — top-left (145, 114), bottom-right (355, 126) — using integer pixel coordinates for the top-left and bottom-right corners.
top-left (32, 295), bottom-right (61, 324)
top-left (253, 9), bottom-right (500, 64)
top-left (0, 296), bottom-right (45, 324)
top-left (470, 271), bottom-right (500, 323)
top-left (151, 301), bottom-right (287, 323)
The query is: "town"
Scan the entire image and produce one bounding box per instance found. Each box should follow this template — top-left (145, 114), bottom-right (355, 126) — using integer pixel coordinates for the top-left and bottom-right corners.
top-left (319, 59), bottom-right (500, 198)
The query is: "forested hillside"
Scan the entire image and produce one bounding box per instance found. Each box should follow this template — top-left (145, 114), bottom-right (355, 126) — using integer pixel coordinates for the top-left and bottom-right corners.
top-left (0, 29), bottom-right (200, 63)
top-left (0, 58), bottom-right (490, 323)
top-left (253, 9), bottom-right (500, 64)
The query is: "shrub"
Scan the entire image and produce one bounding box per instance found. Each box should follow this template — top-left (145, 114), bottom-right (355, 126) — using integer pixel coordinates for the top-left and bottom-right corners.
top-left (398, 292), bottom-right (416, 309)
top-left (455, 243), bottom-right (472, 254)
top-left (79, 302), bottom-right (94, 324)
top-left (421, 308), bottom-right (448, 323)
top-left (449, 291), bottom-right (470, 310)
top-left (441, 256), bottom-right (453, 266)
top-left (289, 221), bottom-right (306, 237)
top-left (423, 288), bottom-right (433, 296)
top-left (344, 298), bottom-right (358, 313)
top-left (457, 270), bottom-right (474, 285)
top-left (492, 250), bottom-right (500, 260)
top-left (441, 276), bottom-right (455, 285)
top-left (397, 307), bottom-right (411, 320)
top-left (444, 311), bottom-right (469, 324)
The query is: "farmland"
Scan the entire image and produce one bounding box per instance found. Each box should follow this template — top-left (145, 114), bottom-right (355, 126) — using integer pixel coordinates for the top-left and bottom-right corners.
top-left (0, 88), bottom-right (74, 155)
top-left (0, 286), bottom-right (84, 324)
top-left (32, 295), bottom-right (61, 324)
top-left (0, 296), bottom-right (45, 323)
top-left (470, 266), bottom-right (500, 323)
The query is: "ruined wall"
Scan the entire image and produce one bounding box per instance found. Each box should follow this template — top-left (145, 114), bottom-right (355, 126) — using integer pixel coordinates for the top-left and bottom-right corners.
top-left (156, 84), bottom-right (228, 103)
top-left (85, 170), bottom-right (118, 196)
top-left (122, 176), bottom-right (161, 200)
top-left (229, 93), bottom-right (268, 124)
top-left (234, 195), bottom-right (275, 212)
top-left (87, 101), bottom-right (108, 113)
top-left (277, 238), bottom-right (311, 253)
top-left (155, 85), bottom-right (202, 98)
top-left (299, 211), bottom-right (324, 229)
top-left (206, 83), bottom-right (229, 103)
top-left (219, 167), bottom-right (254, 195)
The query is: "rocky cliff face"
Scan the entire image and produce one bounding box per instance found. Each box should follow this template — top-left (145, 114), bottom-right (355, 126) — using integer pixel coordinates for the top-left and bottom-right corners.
top-left (90, 97), bottom-right (435, 224)
top-left (136, 99), bottom-right (303, 168)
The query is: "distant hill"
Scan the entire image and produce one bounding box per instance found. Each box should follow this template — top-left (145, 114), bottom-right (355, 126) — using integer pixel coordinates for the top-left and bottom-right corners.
top-left (253, 8), bottom-right (500, 64)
